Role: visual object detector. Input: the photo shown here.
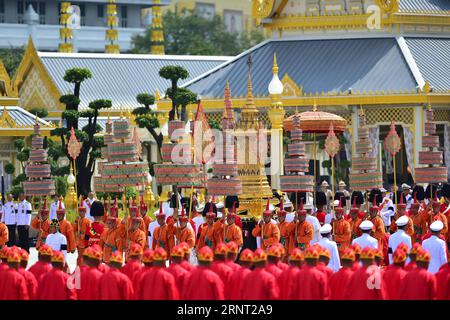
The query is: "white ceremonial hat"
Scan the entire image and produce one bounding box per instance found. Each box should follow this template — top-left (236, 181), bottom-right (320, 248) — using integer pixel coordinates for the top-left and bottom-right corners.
top-left (303, 203), bottom-right (312, 210)
top-left (217, 211), bottom-right (223, 219)
top-left (320, 223), bottom-right (332, 234)
top-left (430, 220), bottom-right (444, 232)
top-left (196, 203), bottom-right (205, 212)
top-left (402, 183), bottom-right (411, 189)
top-left (333, 200), bottom-right (340, 207)
top-left (216, 202), bottom-right (224, 209)
top-left (269, 204), bottom-right (275, 211)
top-left (380, 187), bottom-right (387, 193)
top-left (359, 220), bottom-right (374, 231)
top-left (396, 215), bottom-right (409, 227)
top-left (284, 198), bottom-right (293, 208)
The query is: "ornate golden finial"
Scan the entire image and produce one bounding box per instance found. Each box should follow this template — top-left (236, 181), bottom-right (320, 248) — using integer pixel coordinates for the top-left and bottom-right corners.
top-left (272, 53), bottom-right (279, 75)
top-left (313, 100), bottom-right (318, 112)
top-left (245, 55), bottom-right (256, 108)
top-left (35, 115), bottom-right (39, 124)
top-left (155, 88), bottom-right (161, 101)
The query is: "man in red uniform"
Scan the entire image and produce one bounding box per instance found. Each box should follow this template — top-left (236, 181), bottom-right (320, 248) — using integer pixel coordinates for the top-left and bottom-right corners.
top-left (38, 251), bottom-right (77, 300)
top-left (351, 243), bottom-right (362, 270)
top-left (0, 245), bottom-right (9, 272)
top-left (349, 198), bottom-right (363, 241)
top-left (345, 247), bottom-right (385, 300)
top-left (329, 248), bottom-right (355, 300)
top-left (167, 245), bottom-right (189, 294)
top-left (137, 247), bottom-right (179, 300)
top-left (405, 242), bottom-right (421, 271)
top-left (225, 241), bottom-right (241, 271)
top-left (18, 249), bottom-right (37, 300)
top-left (132, 249), bottom-right (153, 294)
top-left (0, 248), bottom-right (29, 300)
top-left (228, 249), bottom-right (253, 300)
top-left (28, 244), bottom-right (53, 283)
top-left (436, 259), bottom-right (450, 300)
top-left (211, 242), bottom-right (233, 285)
top-left (179, 242), bottom-right (195, 272)
top-left (382, 247), bottom-right (408, 300)
top-left (316, 246), bottom-right (333, 281)
top-left (182, 246), bottom-right (225, 300)
top-left (99, 251), bottom-right (134, 300)
top-left (77, 246), bottom-right (103, 300)
top-left (241, 248), bottom-right (280, 300)
top-left (278, 248), bottom-right (303, 300)
top-left (86, 201), bottom-right (106, 247)
top-left (121, 243), bottom-right (143, 281)
top-left (399, 248), bottom-right (437, 300)
top-left (289, 246), bottom-right (328, 300)
top-left (265, 244), bottom-right (284, 279)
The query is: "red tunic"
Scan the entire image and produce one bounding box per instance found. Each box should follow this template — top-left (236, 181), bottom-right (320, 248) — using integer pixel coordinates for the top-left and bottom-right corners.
top-left (87, 221), bottom-right (105, 247)
top-left (345, 265), bottom-right (385, 300)
top-left (241, 268), bottom-right (280, 300)
top-left (352, 261), bottom-right (361, 271)
top-left (382, 265), bottom-right (407, 300)
top-left (98, 262), bottom-right (110, 274)
top-left (0, 268), bottom-right (29, 300)
top-left (211, 261), bottom-right (233, 285)
top-left (227, 267), bottom-right (251, 300)
top-left (28, 261), bottom-right (52, 285)
top-left (120, 260), bottom-right (143, 281)
top-left (436, 264), bottom-right (450, 300)
top-left (99, 268), bottom-right (134, 300)
top-left (405, 261), bottom-right (417, 271)
top-left (181, 260), bottom-right (195, 272)
top-left (399, 268), bottom-right (437, 300)
top-left (137, 266), bottom-right (179, 300)
top-left (277, 261), bottom-right (289, 271)
top-left (316, 262), bottom-right (333, 282)
top-left (225, 260), bottom-right (241, 272)
top-left (289, 265), bottom-right (328, 300)
top-left (329, 267), bottom-right (354, 300)
top-left (167, 263), bottom-right (189, 293)
top-left (78, 266), bottom-right (103, 300)
top-left (278, 266), bottom-right (301, 300)
top-left (265, 263), bottom-right (283, 280)
top-left (182, 266), bottom-right (224, 300)
top-left (38, 269), bottom-right (77, 300)
top-left (132, 266), bottom-right (152, 295)
top-left (18, 268), bottom-right (38, 300)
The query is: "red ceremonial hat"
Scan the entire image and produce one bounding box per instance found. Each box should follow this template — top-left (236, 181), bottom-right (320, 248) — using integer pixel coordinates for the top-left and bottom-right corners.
top-left (350, 196), bottom-right (359, 213)
top-left (267, 245), bottom-right (283, 258)
top-left (39, 244), bottom-right (53, 256)
top-left (352, 243), bottom-right (362, 255)
top-left (277, 198), bottom-right (286, 217)
top-left (263, 198), bottom-right (272, 216)
top-left (57, 199), bottom-right (65, 214)
top-left (397, 193), bottom-right (406, 209)
top-left (179, 204), bottom-right (189, 222)
top-left (179, 242), bottom-right (191, 255)
top-left (411, 192), bottom-right (420, 208)
top-left (0, 246), bottom-right (9, 259)
top-left (206, 200), bottom-right (216, 218)
top-left (156, 201), bottom-right (166, 218)
top-left (289, 248), bottom-right (304, 262)
top-left (226, 241), bottom-right (239, 254)
top-left (140, 193), bottom-right (147, 213)
top-left (341, 248), bottom-right (356, 262)
top-left (171, 245), bottom-right (185, 257)
top-left (78, 197), bottom-right (86, 213)
top-left (153, 247), bottom-right (168, 261)
top-left (360, 247), bottom-right (375, 260)
top-left (335, 196), bottom-right (345, 213)
top-left (51, 251), bottom-right (65, 263)
top-left (393, 248), bottom-right (407, 263)
top-left (374, 249), bottom-right (383, 259)
top-left (396, 242), bottom-right (409, 254)
top-left (110, 197), bottom-right (118, 217)
top-left (129, 197), bottom-right (138, 213)
top-left (416, 248), bottom-right (431, 262)
top-left (20, 249), bottom-right (29, 261)
top-left (319, 246), bottom-right (331, 259)
top-left (197, 246), bottom-right (214, 262)
top-left (433, 192), bottom-right (440, 207)
top-left (297, 199), bottom-right (307, 216)
top-left (214, 242), bottom-right (228, 256)
top-left (228, 202), bottom-right (237, 218)
top-left (410, 243), bottom-right (422, 255)
top-left (88, 246), bottom-right (103, 261)
top-left (253, 248), bottom-right (267, 262)
top-left (7, 250), bottom-right (21, 263)
top-left (239, 249), bottom-right (254, 262)
top-left (128, 243), bottom-right (143, 257)
top-left (370, 195), bottom-right (379, 212)
top-left (304, 246), bottom-right (320, 260)
top-left (40, 198), bottom-right (49, 215)
top-left (83, 246), bottom-right (93, 258)
top-left (110, 251), bottom-right (124, 264)
top-left (142, 249), bottom-right (154, 263)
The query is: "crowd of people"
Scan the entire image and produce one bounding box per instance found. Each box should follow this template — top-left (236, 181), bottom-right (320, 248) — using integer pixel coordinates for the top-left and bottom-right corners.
top-left (0, 180), bottom-right (448, 300)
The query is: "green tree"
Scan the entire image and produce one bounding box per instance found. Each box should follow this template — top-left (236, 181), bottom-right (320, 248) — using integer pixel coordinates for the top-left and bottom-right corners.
top-left (131, 9), bottom-right (265, 56)
top-left (0, 47), bottom-right (25, 76)
top-left (52, 68), bottom-right (110, 196)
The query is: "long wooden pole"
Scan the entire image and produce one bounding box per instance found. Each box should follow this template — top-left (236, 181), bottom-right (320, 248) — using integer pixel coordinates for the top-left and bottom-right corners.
top-left (393, 153), bottom-right (397, 207)
top-left (331, 156), bottom-right (335, 213)
top-left (313, 133), bottom-right (317, 205)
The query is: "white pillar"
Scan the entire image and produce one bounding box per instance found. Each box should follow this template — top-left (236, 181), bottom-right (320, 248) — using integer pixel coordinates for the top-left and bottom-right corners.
top-left (413, 105), bottom-right (423, 180)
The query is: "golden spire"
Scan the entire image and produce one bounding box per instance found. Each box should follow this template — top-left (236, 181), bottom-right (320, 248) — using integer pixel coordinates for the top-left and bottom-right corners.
top-left (244, 55), bottom-right (257, 111)
top-left (59, 2), bottom-right (73, 53)
top-left (313, 100), bottom-right (318, 112)
top-left (272, 53), bottom-right (279, 75)
top-left (105, 0), bottom-right (120, 53)
top-left (150, 0), bottom-right (165, 55)
top-left (155, 88), bottom-right (161, 101)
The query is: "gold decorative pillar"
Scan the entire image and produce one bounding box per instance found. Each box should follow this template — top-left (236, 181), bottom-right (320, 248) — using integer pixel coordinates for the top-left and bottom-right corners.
top-left (150, 0), bottom-right (165, 55)
top-left (59, 2), bottom-right (73, 53)
top-left (105, 0), bottom-right (120, 53)
top-left (267, 53), bottom-right (285, 190)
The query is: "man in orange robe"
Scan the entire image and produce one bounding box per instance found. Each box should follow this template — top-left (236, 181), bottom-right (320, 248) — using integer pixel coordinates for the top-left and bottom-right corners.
top-left (278, 248), bottom-right (303, 300)
top-left (368, 200), bottom-right (386, 251)
top-left (411, 201), bottom-right (428, 243)
top-left (398, 248), bottom-right (437, 300)
top-left (121, 243), bottom-right (143, 281)
top-left (73, 200), bottom-right (91, 265)
top-left (288, 204), bottom-right (313, 253)
top-left (38, 251), bottom-right (77, 300)
top-left (119, 200), bottom-right (146, 248)
top-left (28, 244), bottom-right (53, 283)
top-left (0, 210), bottom-right (8, 249)
top-left (252, 199), bottom-right (280, 250)
top-left (390, 196), bottom-right (414, 237)
top-left (349, 204), bottom-right (363, 241)
top-left (382, 247), bottom-right (408, 300)
top-left (182, 246), bottom-right (225, 300)
top-left (18, 249), bottom-right (37, 300)
top-left (139, 194), bottom-right (153, 235)
top-left (137, 247), bottom-right (179, 300)
top-left (175, 207), bottom-right (196, 248)
top-left (277, 199), bottom-right (291, 259)
top-left (56, 203), bottom-right (76, 253)
top-left (99, 251), bottom-right (134, 300)
top-left (152, 203), bottom-right (175, 253)
top-left (329, 248), bottom-right (355, 300)
top-left (30, 201), bottom-right (50, 249)
top-left (426, 198), bottom-right (448, 240)
top-left (197, 209), bottom-right (218, 250)
top-left (0, 249), bottom-right (29, 300)
top-left (332, 205), bottom-right (352, 254)
top-left (124, 217), bottom-right (147, 259)
top-left (99, 217), bottom-right (123, 263)
top-left (77, 246), bottom-right (103, 300)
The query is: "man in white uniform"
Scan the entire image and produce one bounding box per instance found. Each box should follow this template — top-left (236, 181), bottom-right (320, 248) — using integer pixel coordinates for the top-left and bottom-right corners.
top-left (84, 192), bottom-right (97, 222)
top-left (50, 195), bottom-right (65, 221)
top-left (46, 219), bottom-right (68, 260)
top-left (147, 208), bottom-right (160, 248)
top-left (1, 194), bottom-right (16, 246)
top-left (379, 188), bottom-right (395, 230)
top-left (192, 204), bottom-right (205, 238)
top-left (422, 220), bottom-right (448, 274)
top-left (305, 203), bottom-right (322, 245)
top-left (401, 183), bottom-right (413, 210)
top-left (318, 223), bottom-right (341, 272)
top-left (16, 193), bottom-right (32, 252)
top-left (352, 220), bottom-right (378, 249)
top-left (284, 197), bottom-right (295, 223)
top-left (388, 215), bottom-right (412, 264)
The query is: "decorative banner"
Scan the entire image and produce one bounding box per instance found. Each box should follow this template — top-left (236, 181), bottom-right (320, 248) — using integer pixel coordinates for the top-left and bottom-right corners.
top-left (384, 121), bottom-right (402, 156)
top-left (324, 123), bottom-right (340, 158)
top-left (67, 127), bottom-right (82, 160)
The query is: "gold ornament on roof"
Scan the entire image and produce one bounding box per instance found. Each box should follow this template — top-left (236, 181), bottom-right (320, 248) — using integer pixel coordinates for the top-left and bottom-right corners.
top-left (252, 0), bottom-right (275, 19)
top-left (0, 107), bottom-right (17, 128)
